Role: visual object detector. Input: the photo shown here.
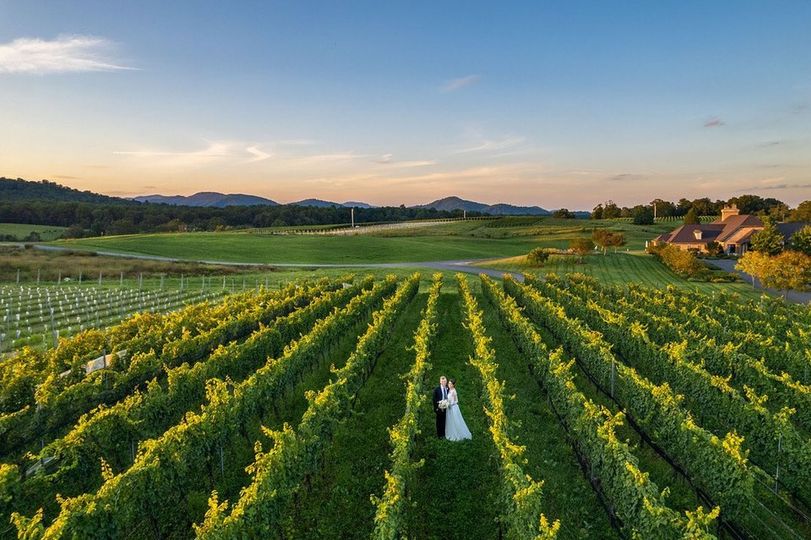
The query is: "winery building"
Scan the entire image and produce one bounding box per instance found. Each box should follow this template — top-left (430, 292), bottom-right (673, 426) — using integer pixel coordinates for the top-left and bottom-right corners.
top-left (651, 204), bottom-right (804, 256)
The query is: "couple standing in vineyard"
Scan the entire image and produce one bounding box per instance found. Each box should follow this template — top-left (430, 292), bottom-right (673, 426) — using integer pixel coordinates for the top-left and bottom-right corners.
top-left (433, 375), bottom-right (472, 441)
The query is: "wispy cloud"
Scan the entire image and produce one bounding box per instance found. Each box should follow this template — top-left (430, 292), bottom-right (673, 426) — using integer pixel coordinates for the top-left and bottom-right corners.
top-left (0, 35), bottom-right (135, 74)
top-left (606, 173), bottom-right (647, 182)
top-left (373, 154), bottom-right (435, 168)
top-left (115, 142), bottom-right (272, 167)
top-left (455, 135), bottom-right (526, 154)
top-left (703, 117), bottom-right (725, 128)
top-left (441, 74), bottom-right (480, 92)
top-left (738, 180), bottom-right (811, 191)
top-left (245, 145), bottom-right (272, 162)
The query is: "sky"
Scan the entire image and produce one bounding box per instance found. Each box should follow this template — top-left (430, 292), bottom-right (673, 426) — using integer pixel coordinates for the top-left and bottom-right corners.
top-left (1, 1), bottom-right (810, 209)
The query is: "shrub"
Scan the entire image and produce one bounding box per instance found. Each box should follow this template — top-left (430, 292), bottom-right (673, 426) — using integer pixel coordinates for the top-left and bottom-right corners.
top-left (527, 248), bottom-right (551, 266)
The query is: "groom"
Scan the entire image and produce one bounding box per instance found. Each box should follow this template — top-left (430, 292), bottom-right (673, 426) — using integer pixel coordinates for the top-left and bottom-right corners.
top-left (432, 375), bottom-right (449, 438)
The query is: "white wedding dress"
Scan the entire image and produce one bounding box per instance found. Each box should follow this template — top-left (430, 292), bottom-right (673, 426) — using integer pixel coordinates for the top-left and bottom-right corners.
top-left (445, 389), bottom-right (472, 441)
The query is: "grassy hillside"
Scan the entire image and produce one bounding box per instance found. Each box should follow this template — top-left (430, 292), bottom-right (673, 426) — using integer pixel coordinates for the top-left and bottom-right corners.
top-left (52, 217), bottom-right (674, 264)
top-left (477, 251), bottom-right (762, 298)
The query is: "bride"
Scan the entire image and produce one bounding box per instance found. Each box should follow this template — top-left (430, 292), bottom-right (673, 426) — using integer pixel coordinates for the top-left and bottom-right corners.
top-left (445, 379), bottom-right (472, 441)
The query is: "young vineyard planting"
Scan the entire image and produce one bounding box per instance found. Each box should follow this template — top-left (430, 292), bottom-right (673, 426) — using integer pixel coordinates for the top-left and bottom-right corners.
top-left (2, 272), bottom-right (809, 539)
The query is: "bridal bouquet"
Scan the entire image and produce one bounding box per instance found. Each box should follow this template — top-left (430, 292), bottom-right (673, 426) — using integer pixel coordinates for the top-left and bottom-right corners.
top-left (438, 399), bottom-right (449, 410)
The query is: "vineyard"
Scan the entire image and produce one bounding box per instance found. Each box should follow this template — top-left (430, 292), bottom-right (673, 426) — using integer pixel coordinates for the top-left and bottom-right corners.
top-left (0, 272), bottom-right (809, 539)
top-left (0, 285), bottom-right (224, 353)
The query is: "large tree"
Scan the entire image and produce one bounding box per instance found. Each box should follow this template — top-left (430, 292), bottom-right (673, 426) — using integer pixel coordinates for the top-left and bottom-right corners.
top-left (569, 237), bottom-right (594, 262)
top-left (736, 250), bottom-right (811, 294)
top-left (790, 225), bottom-right (811, 256)
top-left (683, 208), bottom-right (699, 224)
top-left (631, 205), bottom-right (654, 225)
top-left (750, 217), bottom-right (784, 255)
top-left (790, 201), bottom-right (811, 222)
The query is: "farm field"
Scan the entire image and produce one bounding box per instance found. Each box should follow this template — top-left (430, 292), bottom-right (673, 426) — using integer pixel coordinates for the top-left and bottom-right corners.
top-left (49, 217), bottom-right (678, 264)
top-left (1, 272), bottom-right (808, 539)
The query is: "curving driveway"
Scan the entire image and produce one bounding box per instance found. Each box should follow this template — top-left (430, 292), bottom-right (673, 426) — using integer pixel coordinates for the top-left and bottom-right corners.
top-left (30, 244), bottom-right (524, 282)
top-left (706, 259), bottom-right (810, 304)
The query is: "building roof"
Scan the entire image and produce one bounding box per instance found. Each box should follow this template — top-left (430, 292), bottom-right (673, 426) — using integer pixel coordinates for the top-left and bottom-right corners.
top-left (777, 222), bottom-right (808, 239)
top-left (713, 214), bottom-right (763, 242)
top-left (656, 223), bottom-right (724, 244)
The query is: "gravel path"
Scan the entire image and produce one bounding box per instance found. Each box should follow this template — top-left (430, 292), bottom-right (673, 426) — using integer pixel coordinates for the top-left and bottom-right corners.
top-left (30, 245), bottom-right (524, 282)
top-left (706, 258), bottom-right (811, 304)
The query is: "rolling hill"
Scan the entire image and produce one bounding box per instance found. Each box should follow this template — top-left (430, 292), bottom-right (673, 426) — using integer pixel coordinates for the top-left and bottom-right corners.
top-left (133, 192), bottom-right (279, 207)
top-left (0, 178), bottom-right (132, 205)
top-left (419, 196), bottom-right (550, 216)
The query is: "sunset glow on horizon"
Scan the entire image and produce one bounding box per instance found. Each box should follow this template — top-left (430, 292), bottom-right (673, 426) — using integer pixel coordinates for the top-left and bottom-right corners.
top-left (1, 2), bottom-right (810, 208)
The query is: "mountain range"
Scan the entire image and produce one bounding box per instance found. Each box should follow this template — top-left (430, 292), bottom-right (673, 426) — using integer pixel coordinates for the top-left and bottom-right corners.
top-left (418, 196), bottom-right (550, 216)
top-left (133, 193), bottom-right (553, 215)
top-left (0, 178), bottom-right (568, 215)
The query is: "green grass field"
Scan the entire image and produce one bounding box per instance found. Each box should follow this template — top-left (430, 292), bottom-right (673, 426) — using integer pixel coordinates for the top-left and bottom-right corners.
top-left (53, 231), bottom-right (538, 263)
top-left (52, 217), bottom-right (675, 264)
top-left (0, 223), bottom-right (66, 241)
top-left (477, 251), bottom-right (763, 298)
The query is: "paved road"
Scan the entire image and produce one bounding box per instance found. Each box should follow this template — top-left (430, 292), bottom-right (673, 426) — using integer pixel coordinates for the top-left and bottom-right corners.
top-left (706, 259), bottom-right (811, 304)
top-left (30, 244), bottom-right (524, 282)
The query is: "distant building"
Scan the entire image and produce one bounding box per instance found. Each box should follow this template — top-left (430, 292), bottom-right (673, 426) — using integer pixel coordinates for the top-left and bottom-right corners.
top-left (650, 204), bottom-right (806, 256)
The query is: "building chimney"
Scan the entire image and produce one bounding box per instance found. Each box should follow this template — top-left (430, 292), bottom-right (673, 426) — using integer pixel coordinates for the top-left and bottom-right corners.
top-left (720, 204), bottom-right (740, 222)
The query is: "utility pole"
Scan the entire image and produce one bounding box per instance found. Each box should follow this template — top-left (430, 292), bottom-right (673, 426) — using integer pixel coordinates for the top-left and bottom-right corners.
top-left (351, 208), bottom-right (355, 228)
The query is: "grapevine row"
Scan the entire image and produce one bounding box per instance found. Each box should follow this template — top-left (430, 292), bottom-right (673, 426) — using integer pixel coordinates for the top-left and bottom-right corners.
top-left (482, 275), bottom-right (718, 538)
top-left (0, 278), bottom-right (345, 456)
top-left (552, 274), bottom-right (811, 431)
top-left (19, 276), bottom-right (399, 538)
top-left (194, 273), bottom-right (420, 539)
top-left (0, 277), bottom-right (371, 529)
top-left (526, 275), bottom-right (811, 503)
top-left (371, 273), bottom-right (442, 540)
top-left (458, 274), bottom-right (560, 540)
top-left (501, 276), bottom-right (752, 521)
top-left (600, 279), bottom-right (808, 385)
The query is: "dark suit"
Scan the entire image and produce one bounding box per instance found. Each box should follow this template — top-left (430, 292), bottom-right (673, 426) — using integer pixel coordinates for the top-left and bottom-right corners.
top-left (433, 385), bottom-right (448, 438)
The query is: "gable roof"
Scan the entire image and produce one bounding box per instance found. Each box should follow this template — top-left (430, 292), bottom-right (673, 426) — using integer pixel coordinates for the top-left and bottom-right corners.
top-left (656, 223), bottom-right (725, 244)
top-left (714, 214), bottom-right (763, 242)
top-left (777, 222), bottom-right (808, 239)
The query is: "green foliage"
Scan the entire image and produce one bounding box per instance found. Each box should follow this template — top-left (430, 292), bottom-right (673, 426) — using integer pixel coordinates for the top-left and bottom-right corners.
top-left (194, 274), bottom-right (420, 538)
top-left (551, 208), bottom-right (575, 219)
top-left (518, 276), bottom-right (754, 517)
top-left (526, 247), bottom-right (551, 266)
top-left (790, 225), bottom-right (811, 256)
top-left (683, 208), bottom-right (700, 225)
top-left (371, 273), bottom-right (442, 540)
top-left (632, 205), bottom-right (654, 225)
top-left (751, 218), bottom-right (784, 255)
top-left (22, 276), bottom-right (402, 538)
top-left (649, 244), bottom-right (707, 278)
top-left (531, 274), bottom-right (811, 504)
top-left (488, 276), bottom-right (710, 538)
top-left (459, 274), bottom-right (560, 540)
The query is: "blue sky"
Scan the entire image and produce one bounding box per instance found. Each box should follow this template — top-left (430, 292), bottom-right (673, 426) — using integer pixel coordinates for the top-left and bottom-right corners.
top-left (1, 1), bottom-right (809, 208)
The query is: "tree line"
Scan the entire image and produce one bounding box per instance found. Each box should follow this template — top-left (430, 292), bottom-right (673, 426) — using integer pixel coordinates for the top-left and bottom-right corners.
top-left (591, 194), bottom-right (811, 223)
top-left (0, 200), bottom-right (473, 238)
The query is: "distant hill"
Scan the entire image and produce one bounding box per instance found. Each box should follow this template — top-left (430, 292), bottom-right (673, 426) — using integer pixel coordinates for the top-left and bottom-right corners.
top-left (290, 198), bottom-right (344, 208)
top-left (290, 199), bottom-right (377, 208)
top-left (133, 192), bottom-right (278, 207)
top-left (342, 201), bottom-right (376, 208)
top-left (419, 196), bottom-right (550, 216)
top-left (0, 177), bottom-right (132, 204)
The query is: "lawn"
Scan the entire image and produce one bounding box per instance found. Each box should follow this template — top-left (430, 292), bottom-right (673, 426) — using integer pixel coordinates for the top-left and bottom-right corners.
top-left (52, 231), bottom-right (539, 264)
top-left (477, 251), bottom-right (765, 298)
top-left (0, 223), bottom-right (66, 241)
top-left (51, 217), bottom-right (676, 264)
